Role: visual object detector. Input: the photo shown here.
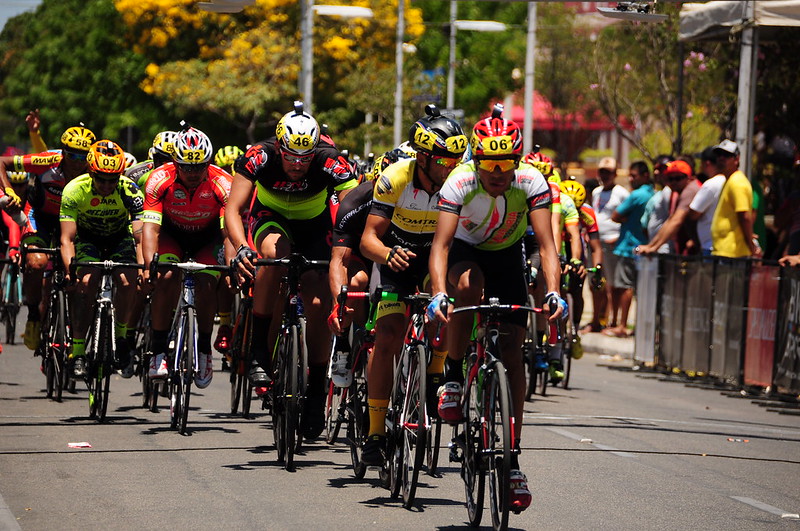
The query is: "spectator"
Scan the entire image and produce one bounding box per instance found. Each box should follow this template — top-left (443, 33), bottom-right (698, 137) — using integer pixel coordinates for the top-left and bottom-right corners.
top-left (637, 160), bottom-right (700, 255)
top-left (710, 140), bottom-right (761, 258)
top-left (779, 254), bottom-right (800, 267)
top-left (605, 161), bottom-right (654, 337)
top-left (640, 155), bottom-right (674, 254)
top-left (688, 147), bottom-right (726, 256)
top-left (589, 156), bottom-right (629, 331)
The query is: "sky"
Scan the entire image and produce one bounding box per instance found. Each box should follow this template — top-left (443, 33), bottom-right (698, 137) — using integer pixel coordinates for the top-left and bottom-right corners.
top-left (0, 0), bottom-right (41, 32)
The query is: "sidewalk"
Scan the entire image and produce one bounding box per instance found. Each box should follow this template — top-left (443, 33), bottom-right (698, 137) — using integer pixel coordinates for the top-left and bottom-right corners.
top-left (577, 281), bottom-right (636, 359)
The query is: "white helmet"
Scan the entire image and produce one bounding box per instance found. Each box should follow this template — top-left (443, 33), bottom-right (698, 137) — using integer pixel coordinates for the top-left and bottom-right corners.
top-left (123, 151), bottom-right (138, 169)
top-left (276, 101), bottom-right (320, 156)
top-left (174, 126), bottom-right (212, 165)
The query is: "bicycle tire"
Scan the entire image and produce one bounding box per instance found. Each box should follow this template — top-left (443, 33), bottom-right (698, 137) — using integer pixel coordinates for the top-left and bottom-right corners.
top-left (563, 293), bottom-right (575, 390)
top-left (229, 303), bottom-right (247, 414)
top-left (486, 363), bottom-right (512, 531)
top-left (272, 331), bottom-right (287, 464)
top-left (386, 349), bottom-right (405, 498)
top-left (87, 313), bottom-right (102, 420)
top-left (97, 310), bottom-right (113, 422)
top-left (52, 290), bottom-right (68, 403)
top-left (240, 305), bottom-right (255, 419)
top-left (179, 307), bottom-right (196, 435)
top-left (463, 367), bottom-right (485, 527)
top-left (169, 314), bottom-right (187, 430)
top-left (426, 415), bottom-right (442, 477)
top-left (401, 343), bottom-right (427, 508)
top-left (325, 380), bottom-right (346, 445)
top-left (348, 378), bottom-right (368, 478)
top-left (523, 293), bottom-right (537, 402)
top-left (284, 323), bottom-right (301, 471)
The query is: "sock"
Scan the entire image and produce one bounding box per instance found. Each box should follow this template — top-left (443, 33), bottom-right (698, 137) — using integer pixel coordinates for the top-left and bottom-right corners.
top-left (427, 349), bottom-right (448, 375)
top-left (367, 398), bottom-right (390, 437)
top-left (115, 321), bottom-right (127, 340)
top-left (71, 338), bottom-right (85, 359)
top-left (218, 312), bottom-right (231, 327)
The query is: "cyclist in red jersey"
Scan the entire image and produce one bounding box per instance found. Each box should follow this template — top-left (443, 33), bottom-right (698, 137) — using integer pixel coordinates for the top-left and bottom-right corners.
top-left (0, 125), bottom-right (96, 351)
top-left (141, 127), bottom-right (233, 389)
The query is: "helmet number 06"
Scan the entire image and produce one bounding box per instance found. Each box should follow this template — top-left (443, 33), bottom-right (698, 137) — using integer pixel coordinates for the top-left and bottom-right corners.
top-left (482, 135), bottom-right (513, 156)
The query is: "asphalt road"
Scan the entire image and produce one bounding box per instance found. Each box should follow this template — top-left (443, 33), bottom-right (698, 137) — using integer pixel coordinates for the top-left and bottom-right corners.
top-left (1, 331), bottom-right (799, 530)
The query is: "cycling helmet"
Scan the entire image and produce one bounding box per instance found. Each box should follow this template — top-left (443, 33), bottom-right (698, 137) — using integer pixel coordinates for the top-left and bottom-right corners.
top-left (397, 140), bottom-right (417, 157)
top-left (367, 147), bottom-right (415, 182)
top-left (215, 145), bottom-right (244, 168)
top-left (471, 104), bottom-right (522, 158)
top-left (173, 126), bottom-right (212, 164)
top-left (559, 179), bottom-right (587, 208)
top-left (60, 125), bottom-right (96, 151)
top-left (87, 140), bottom-right (126, 174)
top-left (151, 130), bottom-right (179, 159)
top-left (276, 101), bottom-right (320, 156)
top-left (522, 151), bottom-right (553, 176)
top-left (7, 171), bottom-right (31, 184)
top-left (408, 104), bottom-right (467, 158)
top-left (123, 152), bottom-right (138, 169)
top-left (548, 169), bottom-right (562, 184)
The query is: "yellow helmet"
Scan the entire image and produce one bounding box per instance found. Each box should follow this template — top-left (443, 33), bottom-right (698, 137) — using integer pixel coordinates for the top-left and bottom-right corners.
top-left (559, 179), bottom-right (586, 208)
top-left (215, 145), bottom-right (244, 168)
top-left (60, 125), bottom-right (96, 151)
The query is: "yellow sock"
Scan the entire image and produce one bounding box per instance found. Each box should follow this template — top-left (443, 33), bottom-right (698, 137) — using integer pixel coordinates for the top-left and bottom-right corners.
top-left (219, 312), bottom-right (231, 327)
top-left (367, 399), bottom-right (389, 437)
top-left (427, 349), bottom-right (448, 375)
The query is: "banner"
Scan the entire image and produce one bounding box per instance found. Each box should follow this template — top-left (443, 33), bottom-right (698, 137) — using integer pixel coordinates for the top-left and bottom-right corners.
top-left (775, 267), bottom-right (800, 394)
top-left (744, 265), bottom-right (779, 387)
top-left (634, 255), bottom-right (659, 364)
top-left (681, 258), bottom-right (714, 374)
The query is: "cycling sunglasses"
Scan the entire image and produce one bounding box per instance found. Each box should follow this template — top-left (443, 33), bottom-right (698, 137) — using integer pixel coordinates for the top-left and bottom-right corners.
top-left (176, 162), bottom-right (209, 174)
top-left (431, 155), bottom-right (460, 169)
top-left (92, 171), bottom-right (120, 184)
top-left (475, 158), bottom-right (519, 173)
top-left (281, 151), bottom-right (314, 165)
top-left (63, 150), bottom-right (88, 162)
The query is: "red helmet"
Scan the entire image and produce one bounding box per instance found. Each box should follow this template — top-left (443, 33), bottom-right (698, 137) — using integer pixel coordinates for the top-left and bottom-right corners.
top-left (470, 104), bottom-right (523, 158)
top-left (522, 150), bottom-right (553, 176)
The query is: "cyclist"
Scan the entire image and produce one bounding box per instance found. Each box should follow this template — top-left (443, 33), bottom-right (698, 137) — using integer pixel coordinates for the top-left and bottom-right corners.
top-left (226, 101), bottom-right (356, 439)
top-left (141, 126), bottom-right (233, 389)
top-left (559, 179), bottom-right (604, 357)
top-left (0, 125), bottom-right (96, 351)
top-left (212, 144), bottom-right (244, 357)
top-left (357, 104), bottom-right (468, 466)
top-left (60, 140), bottom-right (144, 378)
top-left (125, 131), bottom-right (178, 187)
top-left (123, 152), bottom-right (138, 170)
top-left (427, 104), bottom-right (566, 512)
top-left (327, 146), bottom-right (415, 386)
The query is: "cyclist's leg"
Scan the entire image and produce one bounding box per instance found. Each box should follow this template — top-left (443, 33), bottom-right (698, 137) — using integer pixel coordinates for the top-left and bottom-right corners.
top-left (192, 242), bottom-right (224, 388)
top-left (69, 241), bottom-right (102, 377)
top-left (148, 234), bottom-right (182, 378)
top-left (214, 238), bottom-right (236, 355)
top-left (21, 232), bottom-right (48, 350)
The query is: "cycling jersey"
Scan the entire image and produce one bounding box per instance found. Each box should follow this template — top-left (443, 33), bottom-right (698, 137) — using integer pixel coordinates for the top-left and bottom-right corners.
top-left (559, 193), bottom-right (580, 231)
top-left (578, 203), bottom-right (600, 237)
top-left (60, 174), bottom-right (144, 237)
top-left (142, 162), bottom-right (231, 233)
top-left (437, 161), bottom-right (551, 251)
top-left (124, 159), bottom-right (154, 187)
top-left (236, 137), bottom-right (356, 220)
top-left (333, 180), bottom-right (373, 254)
top-left (11, 151), bottom-right (68, 220)
top-left (370, 158), bottom-right (440, 251)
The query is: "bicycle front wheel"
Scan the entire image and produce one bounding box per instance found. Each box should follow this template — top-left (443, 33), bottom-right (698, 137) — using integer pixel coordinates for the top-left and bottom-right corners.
top-left (563, 293), bottom-right (576, 390)
top-left (462, 366), bottom-right (485, 527)
top-left (179, 308), bottom-right (196, 435)
top-left (97, 310), bottom-right (113, 422)
top-left (486, 362), bottom-right (512, 530)
top-left (347, 377), bottom-right (368, 479)
top-left (401, 343), bottom-right (427, 508)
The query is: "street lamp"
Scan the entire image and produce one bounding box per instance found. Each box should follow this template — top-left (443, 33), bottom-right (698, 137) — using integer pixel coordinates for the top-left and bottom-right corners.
top-left (300, 2), bottom-right (374, 113)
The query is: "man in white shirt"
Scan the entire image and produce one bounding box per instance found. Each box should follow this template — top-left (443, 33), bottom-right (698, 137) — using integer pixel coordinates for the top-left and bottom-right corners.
top-left (590, 157), bottom-right (629, 331)
top-left (688, 147), bottom-right (725, 256)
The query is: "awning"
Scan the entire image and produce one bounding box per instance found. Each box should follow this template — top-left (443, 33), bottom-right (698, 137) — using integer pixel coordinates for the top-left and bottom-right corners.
top-left (680, 0), bottom-right (800, 42)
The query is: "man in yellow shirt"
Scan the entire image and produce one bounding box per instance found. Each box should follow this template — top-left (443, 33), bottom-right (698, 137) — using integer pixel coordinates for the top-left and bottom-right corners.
top-left (710, 140), bottom-right (761, 258)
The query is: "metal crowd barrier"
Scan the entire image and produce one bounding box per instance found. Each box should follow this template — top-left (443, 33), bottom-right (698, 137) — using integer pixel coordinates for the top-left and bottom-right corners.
top-left (634, 254), bottom-right (794, 394)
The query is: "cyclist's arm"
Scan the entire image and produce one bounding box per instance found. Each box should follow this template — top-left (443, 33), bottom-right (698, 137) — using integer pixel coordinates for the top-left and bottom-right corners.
top-left (565, 222), bottom-right (585, 277)
top-left (429, 210), bottom-right (458, 296)
top-left (141, 222), bottom-right (160, 281)
top-left (1, 211), bottom-right (21, 263)
top-left (131, 219), bottom-right (143, 247)
top-left (0, 157), bottom-right (14, 193)
top-left (588, 234), bottom-right (603, 269)
top-left (551, 209), bottom-right (562, 257)
top-left (360, 213), bottom-right (393, 266)
top-left (224, 172), bottom-right (254, 251)
top-left (529, 207), bottom-right (563, 321)
top-left (329, 245), bottom-right (351, 301)
top-left (60, 219), bottom-right (77, 276)
top-left (26, 110), bottom-right (48, 153)
top-left (640, 207), bottom-right (689, 253)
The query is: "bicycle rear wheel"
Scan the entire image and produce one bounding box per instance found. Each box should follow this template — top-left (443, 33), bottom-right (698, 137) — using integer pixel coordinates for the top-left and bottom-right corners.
top-left (347, 377), bottom-right (369, 479)
top-left (284, 323), bottom-right (302, 471)
top-left (325, 379), bottom-right (346, 445)
top-left (50, 290), bottom-right (69, 403)
top-left (401, 343), bottom-right (427, 508)
top-left (426, 416), bottom-right (442, 477)
top-left (523, 293), bottom-right (537, 401)
top-left (97, 311), bottom-right (113, 422)
top-left (563, 293), bottom-right (575, 390)
top-left (178, 308), bottom-right (195, 435)
top-left (486, 362), bottom-right (512, 530)
top-left (229, 302), bottom-right (249, 414)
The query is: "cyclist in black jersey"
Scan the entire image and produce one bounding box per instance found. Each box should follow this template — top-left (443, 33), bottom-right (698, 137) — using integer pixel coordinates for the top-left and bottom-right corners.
top-left (227, 101), bottom-right (357, 440)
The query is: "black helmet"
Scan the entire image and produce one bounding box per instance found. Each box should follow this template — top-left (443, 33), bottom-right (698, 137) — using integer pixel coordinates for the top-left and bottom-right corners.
top-left (407, 104), bottom-right (468, 158)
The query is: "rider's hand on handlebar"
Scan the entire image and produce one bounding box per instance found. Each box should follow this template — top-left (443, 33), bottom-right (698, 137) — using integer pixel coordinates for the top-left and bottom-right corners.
top-left (544, 291), bottom-right (568, 322)
top-left (234, 244), bottom-right (256, 279)
top-left (386, 245), bottom-right (415, 272)
top-left (327, 303), bottom-right (354, 335)
top-left (426, 292), bottom-right (449, 324)
top-left (569, 258), bottom-right (586, 279)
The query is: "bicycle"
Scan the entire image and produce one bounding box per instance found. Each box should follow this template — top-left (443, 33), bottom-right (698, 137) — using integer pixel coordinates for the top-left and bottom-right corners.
top-left (153, 257), bottom-right (230, 434)
top-left (132, 294), bottom-right (165, 413)
top-left (72, 260), bottom-right (142, 422)
top-left (0, 255), bottom-right (23, 345)
top-left (380, 291), bottom-right (442, 508)
top-left (255, 253), bottom-right (329, 471)
top-left (24, 245), bottom-right (71, 402)
top-left (556, 264), bottom-right (601, 390)
top-left (449, 297), bottom-right (544, 530)
top-left (522, 259), bottom-right (559, 400)
top-left (324, 287), bottom-right (373, 479)
top-left (229, 276), bottom-right (255, 418)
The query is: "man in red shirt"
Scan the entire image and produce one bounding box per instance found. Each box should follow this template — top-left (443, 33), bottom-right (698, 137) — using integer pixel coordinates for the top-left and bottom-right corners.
top-left (141, 127), bottom-right (233, 389)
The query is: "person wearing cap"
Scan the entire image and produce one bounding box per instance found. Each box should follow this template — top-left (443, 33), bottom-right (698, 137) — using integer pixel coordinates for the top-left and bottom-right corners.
top-left (637, 159), bottom-right (700, 256)
top-left (589, 157), bottom-right (629, 332)
top-left (687, 147), bottom-right (726, 256)
top-left (640, 155), bottom-right (675, 254)
top-left (710, 140), bottom-right (761, 258)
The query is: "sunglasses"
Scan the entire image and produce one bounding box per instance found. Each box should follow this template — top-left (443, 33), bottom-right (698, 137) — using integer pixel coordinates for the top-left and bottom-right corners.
top-left (476, 158), bottom-right (519, 173)
top-left (281, 151), bottom-right (314, 165)
top-left (667, 175), bottom-right (687, 183)
top-left (92, 171), bottom-right (120, 184)
top-left (177, 162), bottom-right (209, 174)
top-left (431, 155), bottom-right (460, 169)
top-left (64, 150), bottom-right (88, 162)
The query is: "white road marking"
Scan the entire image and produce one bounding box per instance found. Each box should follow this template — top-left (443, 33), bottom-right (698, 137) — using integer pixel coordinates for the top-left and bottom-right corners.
top-left (730, 496), bottom-right (799, 519)
top-left (0, 492), bottom-right (22, 530)
top-left (546, 427), bottom-right (636, 458)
